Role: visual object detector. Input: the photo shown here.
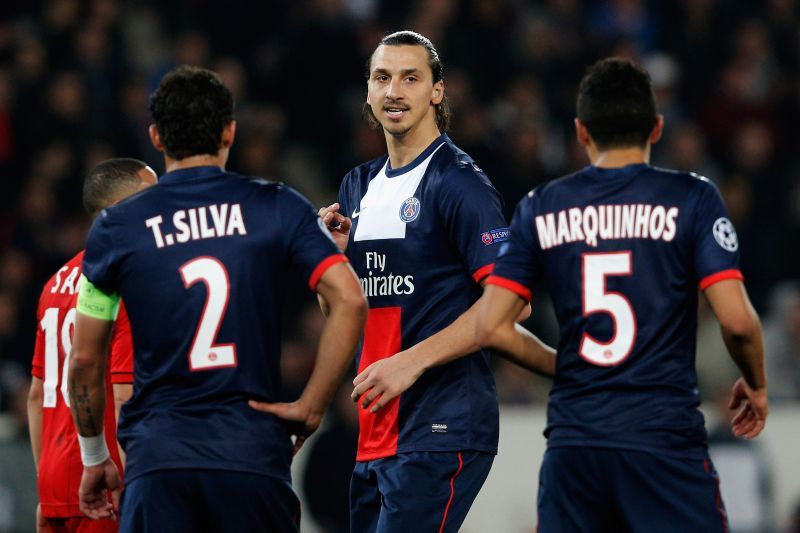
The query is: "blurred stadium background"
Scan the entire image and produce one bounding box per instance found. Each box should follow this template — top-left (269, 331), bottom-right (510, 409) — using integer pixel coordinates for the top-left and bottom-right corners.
top-left (0, 0), bottom-right (797, 531)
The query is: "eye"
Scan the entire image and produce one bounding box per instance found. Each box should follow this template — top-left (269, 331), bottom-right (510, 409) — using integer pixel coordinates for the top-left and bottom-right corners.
top-left (404, 76), bottom-right (417, 83)
top-left (374, 75), bottom-right (389, 82)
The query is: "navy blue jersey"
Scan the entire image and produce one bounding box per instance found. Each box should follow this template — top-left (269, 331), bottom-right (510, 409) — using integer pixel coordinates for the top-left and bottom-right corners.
top-left (338, 134), bottom-right (506, 461)
top-left (82, 166), bottom-right (346, 482)
top-left (489, 164), bottom-right (743, 458)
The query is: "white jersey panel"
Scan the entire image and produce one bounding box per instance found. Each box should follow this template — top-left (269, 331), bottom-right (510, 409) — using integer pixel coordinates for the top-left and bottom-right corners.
top-left (353, 143), bottom-right (445, 242)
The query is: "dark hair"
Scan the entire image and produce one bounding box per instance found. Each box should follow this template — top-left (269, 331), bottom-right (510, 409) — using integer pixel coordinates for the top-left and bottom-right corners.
top-left (149, 65), bottom-right (234, 160)
top-left (362, 30), bottom-right (451, 132)
top-left (83, 158), bottom-right (148, 216)
top-left (576, 58), bottom-right (658, 150)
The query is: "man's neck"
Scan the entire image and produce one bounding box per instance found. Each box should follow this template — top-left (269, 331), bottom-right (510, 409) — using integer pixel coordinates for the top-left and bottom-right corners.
top-left (589, 145), bottom-right (651, 168)
top-left (384, 121), bottom-right (441, 169)
top-left (164, 153), bottom-right (228, 173)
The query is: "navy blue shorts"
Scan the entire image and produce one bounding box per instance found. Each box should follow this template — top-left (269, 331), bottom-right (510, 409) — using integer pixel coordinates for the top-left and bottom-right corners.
top-left (120, 469), bottom-right (300, 533)
top-left (538, 447), bottom-right (728, 532)
top-left (350, 451), bottom-right (494, 533)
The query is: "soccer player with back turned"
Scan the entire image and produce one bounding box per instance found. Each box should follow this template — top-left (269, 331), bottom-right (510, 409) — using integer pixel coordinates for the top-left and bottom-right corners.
top-left (318, 31), bottom-right (555, 533)
top-left (28, 159), bottom-right (155, 533)
top-left (68, 66), bottom-right (367, 532)
top-left (477, 58), bottom-right (768, 531)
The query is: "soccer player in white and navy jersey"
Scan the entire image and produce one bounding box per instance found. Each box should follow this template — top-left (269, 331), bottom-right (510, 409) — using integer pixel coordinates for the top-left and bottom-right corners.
top-left (476, 58), bottom-right (768, 531)
top-left (319, 31), bottom-right (554, 533)
top-left (68, 66), bottom-right (367, 532)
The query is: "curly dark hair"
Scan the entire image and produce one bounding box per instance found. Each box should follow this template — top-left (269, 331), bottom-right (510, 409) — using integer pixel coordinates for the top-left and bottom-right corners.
top-left (149, 65), bottom-right (234, 160)
top-left (362, 30), bottom-right (451, 133)
top-left (83, 158), bottom-right (148, 217)
top-left (576, 58), bottom-right (658, 150)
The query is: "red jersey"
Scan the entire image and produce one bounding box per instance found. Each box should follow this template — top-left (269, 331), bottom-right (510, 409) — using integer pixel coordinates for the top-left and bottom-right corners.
top-left (31, 251), bottom-right (133, 518)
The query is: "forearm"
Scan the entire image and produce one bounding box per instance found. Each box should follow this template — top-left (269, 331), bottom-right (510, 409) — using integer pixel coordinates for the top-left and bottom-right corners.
top-left (113, 383), bottom-right (132, 470)
top-left (484, 323), bottom-right (556, 377)
top-left (300, 298), bottom-right (367, 415)
top-left (403, 303), bottom-right (482, 372)
top-left (721, 321), bottom-right (766, 389)
top-left (68, 353), bottom-right (107, 437)
top-left (27, 381), bottom-right (43, 472)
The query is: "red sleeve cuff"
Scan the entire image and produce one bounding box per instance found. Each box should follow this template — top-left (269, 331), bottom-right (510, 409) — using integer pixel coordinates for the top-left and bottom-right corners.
top-left (110, 373), bottom-right (134, 384)
top-left (699, 269), bottom-right (744, 291)
top-left (309, 254), bottom-right (349, 291)
top-left (472, 263), bottom-right (494, 283)
top-left (486, 275), bottom-right (532, 302)
top-left (31, 366), bottom-right (43, 379)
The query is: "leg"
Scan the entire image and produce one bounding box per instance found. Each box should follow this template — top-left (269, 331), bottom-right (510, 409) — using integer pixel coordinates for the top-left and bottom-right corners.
top-left (611, 451), bottom-right (728, 533)
top-left (350, 461), bottom-right (381, 533)
top-left (119, 472), bottom-right (202, 533)
top-left (375, 451), bottom-right (494, 533)
top-left (537, 448), bottom-right (615, 533)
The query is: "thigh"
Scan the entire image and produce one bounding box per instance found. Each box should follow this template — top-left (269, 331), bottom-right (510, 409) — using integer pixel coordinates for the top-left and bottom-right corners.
top-left (537, 448), bottom-right (616, 533)
top-left (611, 451), bottom-right (728, 533)
top-left (203, 471), bottom-right (300, 533)
top-left (375, 451), bottom-right (494, 533)
top-left (350, 461), bottom-right (381, 533)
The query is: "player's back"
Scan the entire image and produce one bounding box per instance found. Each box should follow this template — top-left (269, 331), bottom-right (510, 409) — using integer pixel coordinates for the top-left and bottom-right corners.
top-left (32, 252), bottom-right (127, 517)
top-left (508, 163), bottom-right (742, 458)
top-left (81, 166), bottom-right (341, 483)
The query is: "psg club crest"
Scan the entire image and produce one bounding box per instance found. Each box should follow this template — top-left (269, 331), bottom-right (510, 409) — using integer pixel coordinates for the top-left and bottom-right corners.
top-left (399, 197), bottom-right (421, 223)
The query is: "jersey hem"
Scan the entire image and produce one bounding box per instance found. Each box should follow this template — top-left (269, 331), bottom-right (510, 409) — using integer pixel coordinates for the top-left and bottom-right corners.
top-left (124, 462), bottom-right (292, 485)
top-left (486, 275), bottom-right (532, 302)
top-left (40, 503), bottom-right (83, 518)
top-left (699, 269), bottom-right (744, 291)
top-left (110, 373), bottom-right (134, 384)
top-left (308, 254), bottom-right (348, 290)
top-left (356, 443), bottom-right (498, 462)
top-left (546, 439), bottom-right (708, 460)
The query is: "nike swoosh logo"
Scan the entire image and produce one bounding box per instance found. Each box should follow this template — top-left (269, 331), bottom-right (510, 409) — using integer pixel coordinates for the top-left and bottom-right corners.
top-left (352, 207), bottom-right (366, 218)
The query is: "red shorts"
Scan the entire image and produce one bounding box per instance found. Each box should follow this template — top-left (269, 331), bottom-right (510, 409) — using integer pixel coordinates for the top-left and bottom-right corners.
top-left (45, 516), bottom-right (118, 533)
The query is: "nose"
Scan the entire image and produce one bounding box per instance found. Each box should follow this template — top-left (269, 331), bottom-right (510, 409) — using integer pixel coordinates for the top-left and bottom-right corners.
top-left (386, 77), bottom-right (403, 100)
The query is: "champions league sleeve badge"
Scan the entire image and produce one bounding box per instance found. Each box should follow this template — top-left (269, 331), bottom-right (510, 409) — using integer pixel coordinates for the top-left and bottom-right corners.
top-left (712, 217), bottom-right (738, 252)
top-left (399, 197), bottom-right (421, 223)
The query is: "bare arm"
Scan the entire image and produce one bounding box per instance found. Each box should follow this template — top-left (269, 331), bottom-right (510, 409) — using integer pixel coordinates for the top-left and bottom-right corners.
top-left (474, 285), bottom-right (556, 375)
top-left (112, 383), bottom-right (132, 469)
top-left (28, 377), bottom-right (44, 472)
top-left (352, 284), bottom-right (552, 412)
top-left (704, 279), bottom-right (768, 438)
top-left (316, 204), bottom-right (352, 318)
top-left (68, 311), bottom-right (121, 519)
top-left (250, 261), bottom-right (367, 453)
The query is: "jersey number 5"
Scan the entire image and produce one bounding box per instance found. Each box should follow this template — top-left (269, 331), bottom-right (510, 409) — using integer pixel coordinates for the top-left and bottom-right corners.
top-left (180, 257), bottom-right (237, 371)
top-left (579, 252), bottom-right (637, 366)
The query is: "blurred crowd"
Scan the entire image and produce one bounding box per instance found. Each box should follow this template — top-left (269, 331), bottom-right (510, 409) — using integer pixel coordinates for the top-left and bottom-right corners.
top-left (0, 0), bottom-right (798, 531)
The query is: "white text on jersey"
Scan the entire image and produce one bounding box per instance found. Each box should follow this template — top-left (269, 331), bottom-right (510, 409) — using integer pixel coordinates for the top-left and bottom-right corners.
top-left (360, 252), bottom-right (414, 297)
top-left (535, 204), bottom-right (679, 250)
top-left (145, 203), bottom-right (248, 249)
top-left (51, 265), bottom-right (81, 295)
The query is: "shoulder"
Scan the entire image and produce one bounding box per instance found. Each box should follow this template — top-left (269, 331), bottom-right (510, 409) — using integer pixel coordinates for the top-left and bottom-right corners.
top-left (527, 169), bottom-right (584, 200)
top-left (342, 155), bottom-right (388, 186)
top-left (430, 139), bottom-right (495, 190)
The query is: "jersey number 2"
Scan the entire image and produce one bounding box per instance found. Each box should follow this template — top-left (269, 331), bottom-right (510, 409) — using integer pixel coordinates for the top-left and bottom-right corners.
top-left (579, 252), bottom-right (637, 366)
top-left (40, 307), bottom-right (76, 407)
top-left (180, 257), bottom-right (237, 371)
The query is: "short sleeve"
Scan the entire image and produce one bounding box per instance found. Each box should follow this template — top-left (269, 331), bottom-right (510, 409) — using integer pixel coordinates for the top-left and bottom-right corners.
top-left (278, 186), bottom-right (348, 291)
top-left (109, 301), bottom-right (134, 384)
top-left (82, 212), bottom-right (121, 292)
top-left (436, 167), bottom-right (508, 283)
top-left (487, 194), bottom-right (543, 302)
top-left (691, 180), bottom-right (743, 290)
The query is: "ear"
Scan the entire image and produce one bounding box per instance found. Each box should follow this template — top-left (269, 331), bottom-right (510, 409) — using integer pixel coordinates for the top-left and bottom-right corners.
top-left (149, 125), bottom-right (164, 153)
top-left (574, 118), bottom-right (591, 147)
top-left (431, 80), bottom-right (444, 105)
top-left (221, 120), bottom-right (237, 148)
top-left (649, 115), bottom-right (664, 145)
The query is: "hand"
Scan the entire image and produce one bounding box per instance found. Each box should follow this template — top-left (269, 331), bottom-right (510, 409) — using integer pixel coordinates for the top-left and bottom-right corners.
top-left (351, 352), bottom-right (424, 413)
top-left (78, 458), bottom-right (121, 520)
top-left (318, 203), bottom-right (352, 252)
top-left (36, 504), bottom-right (53, 533)
top-left (729, 378), bottom-right (768, 439)
top-left (248, 399), bottom-right (323, 455)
